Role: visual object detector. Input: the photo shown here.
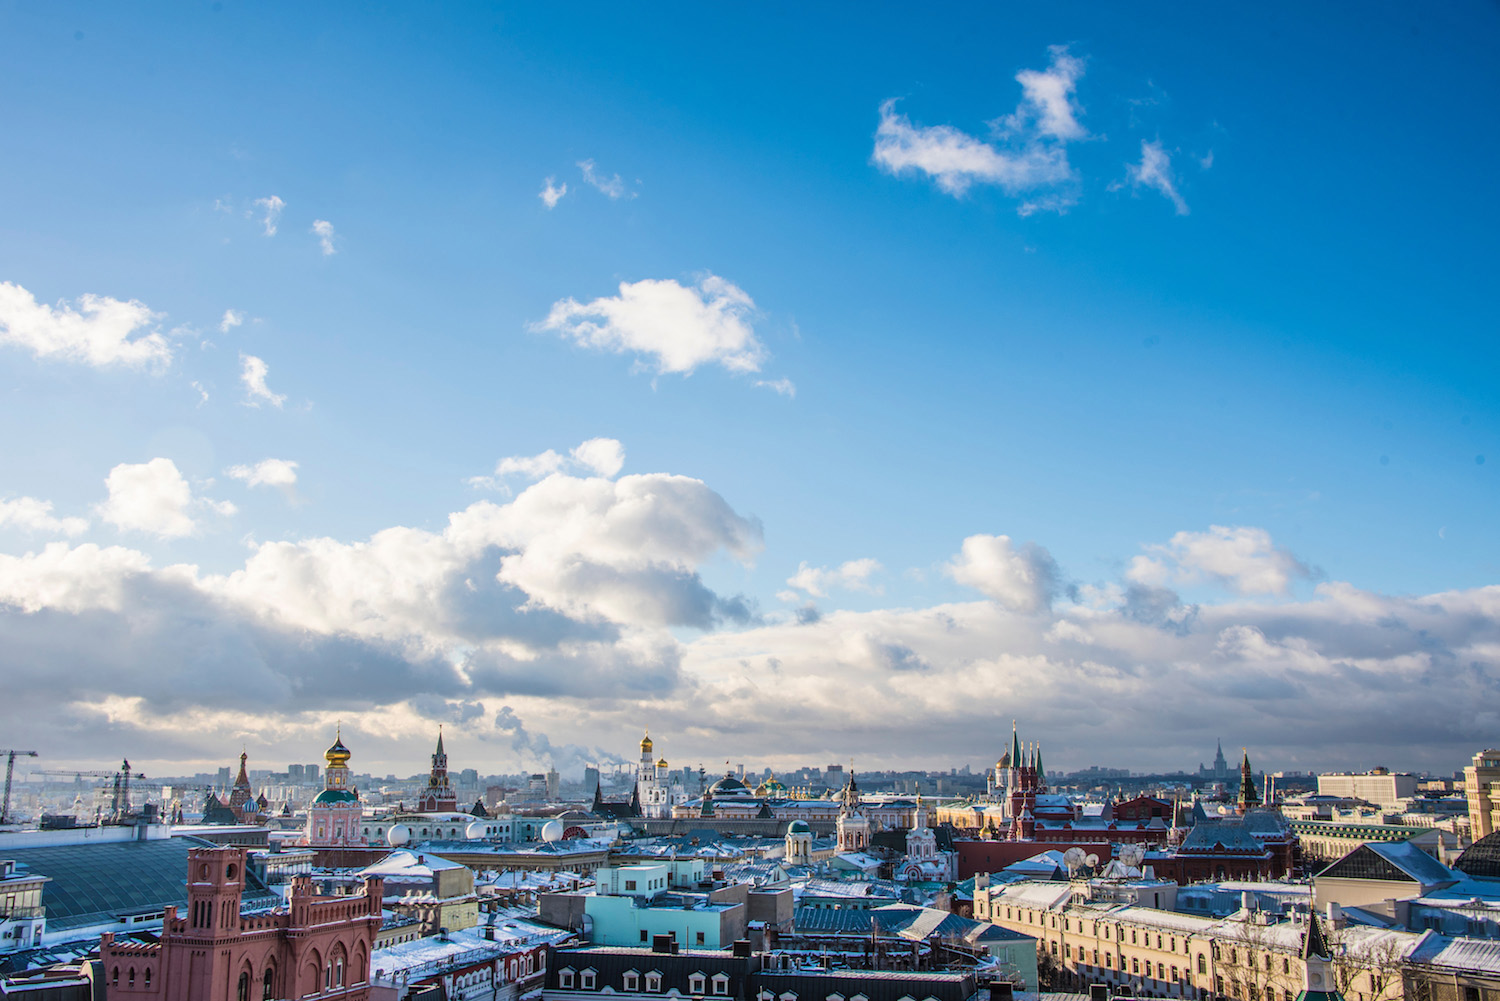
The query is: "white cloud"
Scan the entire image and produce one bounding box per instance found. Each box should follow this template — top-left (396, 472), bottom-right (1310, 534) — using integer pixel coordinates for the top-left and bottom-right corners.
top-left (0, 497), bottom-right (88, 537)
top-left (536, 275), bottom-right (766, 376)
top-left (0, 281), bottom-right (172, 369)
top-left (540, 177), bottom-right (568, 209)
top-left (945, 533), bottom-right (1058, 613)
top-left (253, 195), bottom-right (285, 236)
top-left (755, 378), bottom-right (796, 397)
top-left (786, 558), bottom-right (883, 598)
top-left (570, 438), bottom-right (626, 478)
top-left (1126, 525), bottom-right (1309, 595)
top-left (240, 353), bottom-right (286, 408)
top-left (472, 438), bottom-right (627, 491)
top-left (1004, 45), bottom-right (1087, 140)
top-left (3, 454), bottom-right (1499, 773)
top-left (220, 309), bottom-right (244, 333)
top-left (1119, 140), bottom-right (1189, 215)
top-left (96, 458), bottom-right (234, 539)
top-left (577, 159), bottom-right (627, 199)
top-left (190, 381), bottom-right (209, 405)
top-left (873, 46), bottom-right (1083, 206)
top-left (226, 458), bottom-right (299, 490)
top-left (311, 219), bottom-right (337, 256)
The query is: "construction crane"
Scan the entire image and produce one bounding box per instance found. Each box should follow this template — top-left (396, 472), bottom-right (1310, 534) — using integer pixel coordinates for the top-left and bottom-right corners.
top-left (37, 760), bottom-right (147, 823)
top-left (0, 750), bottom-right (39, 825)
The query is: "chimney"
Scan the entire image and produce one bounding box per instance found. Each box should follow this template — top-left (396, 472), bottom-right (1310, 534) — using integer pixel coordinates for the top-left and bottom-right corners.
top-left (1090, 985), bottom-right (1110, 1001)
top-left (994, 984), bottom-right (1014, 1001)
top-left (1326, 902), bottom-right (1345, 930)
top-left (652, 934), bottom-right (674, 954)
top-left (732, 940), bottom-right (752, 958)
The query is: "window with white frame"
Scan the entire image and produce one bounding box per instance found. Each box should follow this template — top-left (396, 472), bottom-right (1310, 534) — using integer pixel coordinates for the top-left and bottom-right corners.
top-left (646, 972), bottom-right (663, 993)
top-left (623, 971), bottom-right (640, 992)
top-left (712, 974), bottom-right (730, 996)
top-left (581, 969), bottom-right (597, 990)
top-left (689, 974), bottom-right (707, 995)
top-left (560, 968), bottom-right (575, 989)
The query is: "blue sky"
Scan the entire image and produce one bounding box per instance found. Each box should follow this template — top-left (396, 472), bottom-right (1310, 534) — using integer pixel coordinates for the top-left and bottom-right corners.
top-left (1, 3), bottom-right (1496, 779)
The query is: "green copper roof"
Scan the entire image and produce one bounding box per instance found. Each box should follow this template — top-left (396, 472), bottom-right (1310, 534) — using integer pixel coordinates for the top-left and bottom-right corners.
top-left (313, 788), bottom-right (360, 804)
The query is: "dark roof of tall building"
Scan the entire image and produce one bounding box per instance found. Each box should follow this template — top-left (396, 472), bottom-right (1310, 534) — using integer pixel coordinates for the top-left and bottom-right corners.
top-left (1177, 820), bottom-right (1267, 855)
top-left (1454, 831), bottom-right (1500, 881)
top-left (0, 835), bottom-right (278, 933)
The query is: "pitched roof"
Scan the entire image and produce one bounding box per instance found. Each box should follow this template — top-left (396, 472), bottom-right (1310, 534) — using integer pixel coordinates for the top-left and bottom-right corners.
top-left (1317, 841), bottom-right (1455, 887)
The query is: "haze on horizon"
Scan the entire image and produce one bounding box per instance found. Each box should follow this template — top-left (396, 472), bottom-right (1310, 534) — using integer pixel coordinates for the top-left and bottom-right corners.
top-left (0, 3), bottom-right (1496, 781)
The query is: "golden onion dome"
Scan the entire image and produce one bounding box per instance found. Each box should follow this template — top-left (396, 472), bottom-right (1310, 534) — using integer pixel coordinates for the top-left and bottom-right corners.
top-left (640, 731), bottom-right (653, 753)
top-left (657, 757), bottom-right (668, 768)
top-left (325, 731), bottom-right (352, 767)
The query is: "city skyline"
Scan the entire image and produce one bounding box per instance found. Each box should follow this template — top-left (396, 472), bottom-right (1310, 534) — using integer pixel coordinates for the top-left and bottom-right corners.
top-left (1, 5), bottom-right (1497, 777)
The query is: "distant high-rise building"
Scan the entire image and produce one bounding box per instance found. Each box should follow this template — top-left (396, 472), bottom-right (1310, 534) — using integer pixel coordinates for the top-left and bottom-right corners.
top-left (305, 764), bottom-right (320, 783)
top-left (546, 767), bottom-right (560, 800)
top-left (287, 763), bottom-right (305, 782)
top-left (1317, 768), bottom-right (1417, 807)
top-left (584, 766), bottom-right (601, 797)
top-left (1465, 749), bottom-right (1500, 840)
top-left (216, 766), bottom-right (231, 788)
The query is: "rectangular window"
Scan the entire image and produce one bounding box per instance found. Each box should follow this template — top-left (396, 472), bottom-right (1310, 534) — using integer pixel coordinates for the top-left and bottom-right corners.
top-left (626, 880), bottom-right (637, 890)
top-left (696, 932), bottom-right (705, 945)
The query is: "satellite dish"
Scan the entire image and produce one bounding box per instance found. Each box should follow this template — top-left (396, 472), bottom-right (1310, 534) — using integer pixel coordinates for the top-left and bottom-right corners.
top-left (1085, 853), bottom-right (1100, 869)
top-left (387, 824), bottom-right (411, 847)
top-left (1063, 847), bottom-right (1087, 874)
top-left (466, 821), bottom-right (488, 841)
top-left (541, 820), bottom-right (565, 843)
top-left (1120, 843), bottom-right (1146, 868)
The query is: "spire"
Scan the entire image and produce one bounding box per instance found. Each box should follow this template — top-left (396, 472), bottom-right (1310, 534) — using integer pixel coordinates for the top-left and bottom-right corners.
top-left (1010, 722), bottom-right (1021, 771)
top-left (436, 725), bottom-right (445, 757)
top-left (235, 751), bottom-right (250, 786)
top-left (1237, 749), bottom-right (1262, 812)
top-left (1302, 910), bottom-right (1330, 961)
top-left (1035, 744), bottom-right (1045, 787)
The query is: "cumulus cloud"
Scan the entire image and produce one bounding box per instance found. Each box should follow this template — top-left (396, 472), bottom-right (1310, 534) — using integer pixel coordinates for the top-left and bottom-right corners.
top-left (1003, 45), bottom-right (1087, 140)
top-left (1118, 139), bottom-right (1189, 215)
top-left (755, 378), bottom-right (796, 398)
top-left (470, 438), bottom-right (626, 491)
top-left (226, 458), bottom-right (299, 492)
top-left (0, 281), bottom-right (172, 369)
top-left (1, 456), bottom-right (1497, 773)
top-left (786, 558), bottom-right (884, 598)
top-left (0, 497), bottom-right (88, 537)
top-left (1127, 525), bottom-right (1309, 595)
top-left (945, 533), bottom-right (1058, 613)
top-left (577, 159), bottom-right (628, 199)
top-left (873, 46), bottom-right (1084, 207)
top-left (253, 195), bottom-right (285, 236)
top-left (539, 177), bottom-right (568, 209)
top-left (240, 353), bottom-right (286, 407)
top-left (536, 276), bottom-right (766, 376)
top-left (95, 458), bottom-right (235, 539)
top-left (311, 219), bottom-right (337, 255)
top-left (220, 309), bottom-right (244, 333)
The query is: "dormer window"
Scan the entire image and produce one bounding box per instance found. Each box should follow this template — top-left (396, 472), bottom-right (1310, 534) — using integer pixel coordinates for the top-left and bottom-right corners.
top-left (712, 974), bottom-right (730, 996)
top-left (560, 968), bottom-right (576, 989)
top-left (623, 971), bottom-right (640, 992)
top-left (689, 974), bottom-right (707, 995)
top-left (646, 972), bottom-right (663, 993)
top-left (581, 969), bottom-right (597, 990)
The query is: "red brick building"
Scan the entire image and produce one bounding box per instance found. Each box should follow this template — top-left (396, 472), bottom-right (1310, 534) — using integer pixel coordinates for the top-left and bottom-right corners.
top-left (100, 846), bottom-right (383, 1001)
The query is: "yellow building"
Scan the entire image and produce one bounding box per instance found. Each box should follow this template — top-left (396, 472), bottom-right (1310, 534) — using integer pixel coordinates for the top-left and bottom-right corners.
top-left (976, 879), bottom-right (1420, 1001)
top-left (1464, 749), bottom-right (1500, 840)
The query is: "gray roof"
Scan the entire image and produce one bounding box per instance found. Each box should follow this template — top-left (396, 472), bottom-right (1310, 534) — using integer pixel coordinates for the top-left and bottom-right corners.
top-left (1, 835), bottom-right (277, 933)
top-left (1178, 821), bottom-right (1266, 854)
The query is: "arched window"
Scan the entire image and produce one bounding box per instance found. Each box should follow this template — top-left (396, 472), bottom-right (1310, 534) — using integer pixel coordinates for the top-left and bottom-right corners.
top-left (111, 968), bottom-right (118, 989)
top-left (237, 972), bottom-right (250, 1001)
top-left (263, 968), bottom-right (275, 1000)
top-left (144, 968), bottom-right (152, 989)
top-left (129, 968), bottom-right (136, 988)
top-left (335, 957), bottom-right (345, 987)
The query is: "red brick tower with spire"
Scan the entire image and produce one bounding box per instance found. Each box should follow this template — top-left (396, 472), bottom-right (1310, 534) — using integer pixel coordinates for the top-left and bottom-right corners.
top-left (419, 726), bottom-right (457, 813)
